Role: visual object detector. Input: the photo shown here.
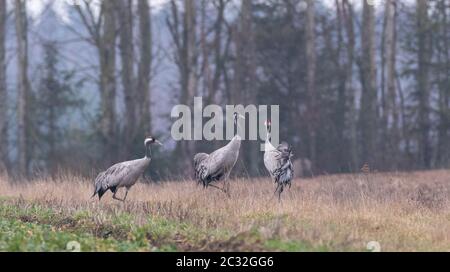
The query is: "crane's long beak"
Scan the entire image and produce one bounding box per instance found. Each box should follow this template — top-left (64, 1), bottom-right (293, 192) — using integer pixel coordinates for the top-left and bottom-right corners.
top-left (155, 140), bottom-right (163, 146)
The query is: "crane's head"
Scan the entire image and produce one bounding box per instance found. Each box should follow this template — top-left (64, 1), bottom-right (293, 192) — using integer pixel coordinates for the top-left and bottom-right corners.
top-left (233, 112), bottom-right (245, 123)
top-left (145, 136), bottom-right (163, 147)
top-left (264, 120), bottom-right (272, 132)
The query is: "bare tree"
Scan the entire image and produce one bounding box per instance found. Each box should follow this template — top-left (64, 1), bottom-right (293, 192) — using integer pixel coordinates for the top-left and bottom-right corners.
top-left (117, 0), bottom-right (136, 159)
top-left (380, 0), bottom-right (399, 168)
top-left (416, 0), bottom-right (432, 168)
top-left (232, 0), bottom-right (258, 175)
top-left (232, 0), bottom-right (255, 105)
top-left (185, 0), bottom-right (198, 103)
top-left (333, 0), bottom-right (358, 171)
top-left (198, 0), bottom-right (232, 107)
top-left (0, 0), bottom-right (7, 171)
top-left (101, 0), bottom-right (118, 165)
top-left (359, 0), bottom-right (377, 166)
top-left (73, 0), bottom-right (118, 166)
top-left (436, 0), bottom-right (450, 166)
top-left (305, 0), bottom-right (317, 166)
top-left (167, 0), bottom-right (199, 173)
top-left (137, 0), bottom-right (153, 136)
top-left (342, 0), bottom-right (358, 170)
top-left (15, 0), bottom-right (30, 176)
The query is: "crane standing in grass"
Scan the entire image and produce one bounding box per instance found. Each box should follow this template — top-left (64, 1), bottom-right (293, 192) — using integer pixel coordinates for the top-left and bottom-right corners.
top-left (92, 136), bottom-right (163, 201)
top-left (263, 120), bottom-right (294, 201)
top-left (194, 112), bottom-right (245, 196)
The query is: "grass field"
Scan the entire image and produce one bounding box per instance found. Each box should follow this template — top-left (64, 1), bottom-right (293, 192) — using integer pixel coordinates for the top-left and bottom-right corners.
top-left (1, 170), bottom-right (450, 252)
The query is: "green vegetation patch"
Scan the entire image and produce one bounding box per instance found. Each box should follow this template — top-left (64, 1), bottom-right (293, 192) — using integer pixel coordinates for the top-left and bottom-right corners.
top-left (0, 218), bottom-right (149, 252)
top-left (0, 200), bottom-right (334, 252)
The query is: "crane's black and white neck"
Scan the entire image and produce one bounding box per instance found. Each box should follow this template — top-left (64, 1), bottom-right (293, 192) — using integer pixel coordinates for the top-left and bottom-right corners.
top-left (145, 138), bottom-right (153, 159)
top-left (144, 137), bottom-right (163, 159)
top-left (264, 120), bottom-right (275, 151)
top-left (233, 112), bottom-right (245, 141)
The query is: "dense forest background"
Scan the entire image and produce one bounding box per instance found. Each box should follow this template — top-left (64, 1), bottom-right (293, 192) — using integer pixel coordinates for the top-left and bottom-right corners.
top-left (0, 0), bottom-right (448, 180)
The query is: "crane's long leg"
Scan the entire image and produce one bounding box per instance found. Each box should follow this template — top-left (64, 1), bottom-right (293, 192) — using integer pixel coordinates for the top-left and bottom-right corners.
top-left (208, 183), bottom-right (227, 194)
top-left (278, 185), bottom-right (284, 202)
top-left (273, 182), bottom-right (280, 195)
top-left (112, 188), bottom-right (125, 202)
top-left (222, 172), bottom-right (232, 197)
top-left (268, 182), bottom-right (279, 203)
top-left (224, 179), bottom-right (231, 197)
top-left (122, 187), bottom-right (130, 202)
top-left (207, 182), bottom-right (230, 197)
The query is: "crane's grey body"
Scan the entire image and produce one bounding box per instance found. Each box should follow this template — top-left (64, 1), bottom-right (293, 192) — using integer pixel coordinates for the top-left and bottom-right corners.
top-left (264, 123), bottom-right (294, 201)
top-left (93, 158), bottom-right (150, 200)
top-left (92, 137), bottom-right (161, 201)
top-left (195, 135), bottom-right (241, 187)
top-left (194, 113), bottom-right (244, 195)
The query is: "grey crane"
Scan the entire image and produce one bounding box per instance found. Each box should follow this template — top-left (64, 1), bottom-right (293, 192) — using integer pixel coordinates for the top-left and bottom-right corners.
top-left (263, 120), bottom-right (294, 201)
top-left (92, 136), bottom-right (162, 201)
top-left (194, 112), bottom-right (245, 195)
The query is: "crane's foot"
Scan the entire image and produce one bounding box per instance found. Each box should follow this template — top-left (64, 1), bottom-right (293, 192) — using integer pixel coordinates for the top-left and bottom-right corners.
top-left (269, 183), bottom-right (284, 203)
top-left (224, 187), bottom-right (231, 198)
top-left (112, 196), bottom-right (125, 202)
top-left (277, 186), bottom-right (284, 203)
top-left (112, 191), bottom-right (126, 202)
top-left (209, 184), bottom-right (227, 194)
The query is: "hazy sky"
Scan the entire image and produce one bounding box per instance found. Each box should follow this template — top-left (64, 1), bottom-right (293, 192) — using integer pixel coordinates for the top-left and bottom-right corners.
top-left (24, 0), bottom-right (395, 23)
top-left (24, 0), bottom-right (169, 22)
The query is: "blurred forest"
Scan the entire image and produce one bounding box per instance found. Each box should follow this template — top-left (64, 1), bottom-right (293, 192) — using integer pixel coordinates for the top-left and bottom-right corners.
top-left (0, 0), bottom-right (448, 180)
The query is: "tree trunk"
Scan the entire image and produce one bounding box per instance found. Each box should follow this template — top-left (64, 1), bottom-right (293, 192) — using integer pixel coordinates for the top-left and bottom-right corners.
top-left (137, 0), bottom-right (152, 136)
top-left (436, 0), bottom-right (449, 166)
top-left (118, 0), bottom-right (136, 159)
top-left (99, 0), bottom-right (118, 166)
top-left (382, 0), bottom-right (399, 169)
top-left (359, 0), bottom-right (377, 167)
top-left (167, 0), bottom-right (198, 175)
top-left (183, 0), bottom-right (197, 174)
top-left (44, 43), bottom-right (58, 175)
top-left (0, 0), bottom-right (7, 172)
top-left (211, 0), bottom-right (226, 105)
top-left (416, 0), bottom-right (432, 168)
top-left (233, 0), bottom-right (258, 176)
top-left (200, 0), bottom-right (211, 102)
top-left (306, 0), bottom-right (317, 168)
top-left (15, 0), bottom-right (29, 176)
top-left (185, 0), bottom-right (197, 102)
top-left (342, 0), bottom-right (358, 171)
top-left (232, 0), bottom-right (254, 105)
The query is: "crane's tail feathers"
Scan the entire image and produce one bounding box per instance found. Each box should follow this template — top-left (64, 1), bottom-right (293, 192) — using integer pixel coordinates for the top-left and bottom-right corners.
top-left (273, 165), bottom-right (293, 187)
top-left (193, 153), bottom-right (209, 182)
top-left (92, 182), bottom-right (107, 201)
top-left (97, 188), bottom-right (106, 200)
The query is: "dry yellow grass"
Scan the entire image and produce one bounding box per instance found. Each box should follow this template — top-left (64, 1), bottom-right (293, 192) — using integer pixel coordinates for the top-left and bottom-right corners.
top-left (1, 170), bottom-right (450, 251)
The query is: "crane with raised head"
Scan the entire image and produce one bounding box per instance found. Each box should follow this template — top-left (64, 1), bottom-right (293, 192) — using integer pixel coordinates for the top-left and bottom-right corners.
top-left (263, 120), bottom-right (294, 201)
top-left (194, 112), bottom-right (245, 196)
